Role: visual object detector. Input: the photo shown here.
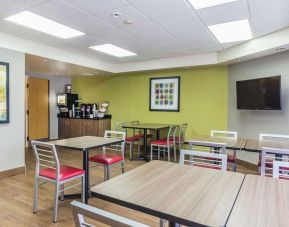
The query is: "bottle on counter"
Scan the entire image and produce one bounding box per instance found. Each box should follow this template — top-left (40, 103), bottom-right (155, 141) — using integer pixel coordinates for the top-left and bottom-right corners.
top-left (72, 104), bottom-right (75, 118)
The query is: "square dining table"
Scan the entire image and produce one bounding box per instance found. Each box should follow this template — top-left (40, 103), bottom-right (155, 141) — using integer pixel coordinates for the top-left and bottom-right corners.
top-left (91, 160), bottom-right (245, 226)
top-left (122, 123), bottom-right (171, 161)
top-left (227, 174), bottom-right (289, 227)
top-left (245, 138), bottom-right (289, 152)
top-left (50, 136), bottom-right (123, 204)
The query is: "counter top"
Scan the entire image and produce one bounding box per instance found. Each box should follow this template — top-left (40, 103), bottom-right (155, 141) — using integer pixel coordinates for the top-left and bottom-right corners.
top-left (58, 115), bottom-right (111, 120)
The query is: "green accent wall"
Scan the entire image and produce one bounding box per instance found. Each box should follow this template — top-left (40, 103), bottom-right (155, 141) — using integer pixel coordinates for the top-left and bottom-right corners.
top-left (72, 65), bottom-right (228, 138)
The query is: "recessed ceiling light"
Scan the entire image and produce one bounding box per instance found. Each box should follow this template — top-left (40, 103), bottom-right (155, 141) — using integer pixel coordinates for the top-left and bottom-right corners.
top-left (124, 19), bottom-right (134, 25)
top-left (112, 12), bottom-right (122, 18)
top-left (188, 0), bottom-right (239, 9)
top-left (89, 44), bottom-right (137, 57)
top-left (208, 19), bottom-right (252, 43)
top-left (5, 11), bottom-right (85, 39)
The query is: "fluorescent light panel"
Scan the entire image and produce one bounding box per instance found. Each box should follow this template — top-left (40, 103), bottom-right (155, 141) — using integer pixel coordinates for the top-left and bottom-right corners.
top-left (188, 0), bottom-right (239, 9)
top-left (89, 44), bottom-right (137, 57)
top-left (208, 19), bottom-right (252, 43)
top-left (5, 11), bottom-right (85, 39)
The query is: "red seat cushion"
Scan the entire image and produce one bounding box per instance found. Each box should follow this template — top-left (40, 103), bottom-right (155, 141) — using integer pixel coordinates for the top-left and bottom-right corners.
top-left (174, 137), bottom-right (184, 142)
top-left (151, 139), bottom-right (174, 145)
top-left (89, 154), bottom-right (123, 165)
top-left (126, 136), bottom-right (140, 142)
top-left (227, 154), bottom-right (236, 163)
top-left (39, 165), bottom-right (85, 181)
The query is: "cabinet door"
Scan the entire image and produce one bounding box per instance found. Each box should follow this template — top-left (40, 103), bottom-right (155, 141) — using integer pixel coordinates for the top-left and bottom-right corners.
top-left (58, 118), bottom-right (71, 139)
top-left (82, 120), bottom-right (99, 136)
top-left (69, 119), bottom-right (82, 138)
top-left (99, 119), bottom-right (111, 137)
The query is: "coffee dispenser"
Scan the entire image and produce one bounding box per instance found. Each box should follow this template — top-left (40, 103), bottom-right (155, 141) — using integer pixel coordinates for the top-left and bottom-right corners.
top-left (57, 93), bottom-right (79, 117)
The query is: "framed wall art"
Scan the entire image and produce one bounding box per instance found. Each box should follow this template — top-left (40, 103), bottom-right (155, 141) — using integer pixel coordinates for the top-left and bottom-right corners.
top-left (0, 62), bottom-right (9, 123)
top-left (150, 76), bottom-right (180, 112)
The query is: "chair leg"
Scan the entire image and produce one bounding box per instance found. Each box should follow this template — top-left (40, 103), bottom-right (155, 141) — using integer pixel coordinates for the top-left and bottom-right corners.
top-left (52, 182), bottom-right (60, 223)
top-left (129, 142), bottom-right (133, 160)
top-left (137, 142), bottom-right (140, 157)
top-left (232, 163), bottom-right (237, 172)
top-left (107, 165), bottom-right (111, 180)
top-left (33, 177), bottom-right (39, 213)
top-left (81, 175), bottom-right (85, 203)
top-left (121, 161), bottom-right (125, 174)
top-left (174, 145), bottom-right (177, 162)
top-left (167, 146), bottom-right (170, 162)
top-left (151, 145), bottom-right (153, 161)
top-left (60, 184), bottom-right (64, 201)
top-left (104, 166), bottom-right (108, 181)
top-left (158, 146), bottom-right (160, 160)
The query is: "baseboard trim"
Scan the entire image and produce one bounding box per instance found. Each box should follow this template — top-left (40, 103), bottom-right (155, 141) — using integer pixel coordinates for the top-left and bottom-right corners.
top-left (0, 166), bottom-right (26, 179)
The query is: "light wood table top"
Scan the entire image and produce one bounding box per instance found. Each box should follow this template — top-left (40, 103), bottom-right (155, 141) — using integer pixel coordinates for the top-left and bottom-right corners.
top-left (50, 136), bottom-right (123, 150)
top-left (122, 123), bottom-right (171, 130)
top-left (188, 135), bottom-right (247, 150)
top-left (227, 174), bottom-right (289, 227)
top-left (245, 139), bottom-right (289, 152)
top-left (91, 160), bottom-right (244, 226)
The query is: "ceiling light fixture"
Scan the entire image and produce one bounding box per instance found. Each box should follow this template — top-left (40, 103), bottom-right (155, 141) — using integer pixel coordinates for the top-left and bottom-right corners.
top-left (188, 0), bottom-right (239, 9)
top-left (112, 12), bottom-right (122, 18)
top-left (5, 11), bottom-right (85, 39)
top-left (208, 19), bottom-right (252, 43)
top-left (89, 44), bottom-right (137, 57)
top-left (124, 19), bottom-right (134, 25)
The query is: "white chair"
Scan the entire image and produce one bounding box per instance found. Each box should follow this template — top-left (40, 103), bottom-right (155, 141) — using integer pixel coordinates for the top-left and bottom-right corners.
top-left (184, 141), bottom-right (227, 171)
top-left (211, 130), bottom-right (237, 171)
top-left (273, 160), bottom-right (289, 180)
top-left (71, 200), bottom-right (149, 227)
top-left (150, 125), bottom-right (178, 162)
top-left (258, 133), bottom-right (289, 173)
top-left (115, 122), bottom-right (141, 160)
top-left (261, 147), bottom-right (289, 177)
top-left (176, 123), bottom-right (188, 150)
top-left (31, 141), bottom-right (85, 223)
top-left (89, 130), bottom-right (126, 181)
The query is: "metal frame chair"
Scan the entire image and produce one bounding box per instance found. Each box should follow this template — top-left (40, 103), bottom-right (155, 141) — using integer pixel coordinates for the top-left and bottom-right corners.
top-left (176, 123), bottom-right (188, 150)
top-left (186, 140), bottom-right (227, 171)
top-left (273, 160), bottom-right (289, 180)
top-left (31, 141), bottom-right (85, 223)
top-left (89, 130), bottom-right (126, 181)
top-left (261, 147), bottom-right (289, 177)
top-left (71, 200), bottom-right (149, 227)
top-left (211, 130), bottom-right (237, 171)
top-left (150, 125), bottom-right (177, 162)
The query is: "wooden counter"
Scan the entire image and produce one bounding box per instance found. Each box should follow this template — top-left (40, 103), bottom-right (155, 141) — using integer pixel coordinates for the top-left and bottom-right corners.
top-left (58, 117), bottom-right (111, 139)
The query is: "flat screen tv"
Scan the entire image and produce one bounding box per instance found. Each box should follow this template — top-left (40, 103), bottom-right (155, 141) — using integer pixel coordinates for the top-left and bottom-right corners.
top-left (236, 76), bottom-right (281, 110)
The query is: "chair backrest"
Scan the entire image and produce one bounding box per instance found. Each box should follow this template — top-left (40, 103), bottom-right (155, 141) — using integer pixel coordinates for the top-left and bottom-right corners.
top-left (167, 125), bottom-right (178, 143)
top-left (103, 130), bottom-right (126, 158)
top-left (259, 133), bottom-right (289, 141)
top-left (71, 200), bottom-right (149, 227)
top-left (115, 122), bottom-right (125, 132)
top-left (189, 140), bottom-right (227, 154)
top-left (179, 123), bottom-right (188, 141)
top-left (273, 160), bottom-right (289, 180)
top-left (179, 149), bottom-right (227, 171)
top-left (261, 147), bottom-right (289, 177)
top-left (211, 130), bottom-right (237, 139)
top-left (131, 120), bottom-right (141, 136)
top-left (31, 141), bottom-right (60, 180)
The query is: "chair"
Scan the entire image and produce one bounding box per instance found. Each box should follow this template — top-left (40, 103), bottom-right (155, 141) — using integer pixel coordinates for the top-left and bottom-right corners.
top-left (261, 147), bottom-right (289, 177)
top-left (115, 122), bottom-right (140, 160)
top-left (89, 130), bottom-right (126, 181)
top-left (31, 141), bottom-right (85, 223)
top-left (176, 123), bottom-right (188, 150)
top-left (273, 160), bottom-right (289, 180)
top-left (211, 130), bottom-right (237, 172)
top-left (258, 133), bottom-right (289, 173)
top-left (184, 141), bottom-right (227, 171)
top-left (71, 200), bottom-right (149, 227)
top-left (150, 125), bottom-right (177, 162)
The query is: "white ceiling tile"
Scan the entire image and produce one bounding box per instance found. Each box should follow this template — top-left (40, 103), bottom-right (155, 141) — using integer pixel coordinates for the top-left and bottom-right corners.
top-left (95, 5), bottom-right (148, 28)
top-left (0, 20), bottom-right (30, 35)
top-left (30, 0), bottom-right (88, 24)
top-left (3, 0), bottom-right (50, 9)
top-left (0, 0), bottom-right (22, 19)
top-left (66, 35), bottom-right (104, 48)
top-left (248, 0), bottom-right (289, 37)
top-left (63, 0), bottom-right (128, 15)
top-left (127, 0), bottom-right (192, 20)
top-left (197, 0), bottom-right (249, 26)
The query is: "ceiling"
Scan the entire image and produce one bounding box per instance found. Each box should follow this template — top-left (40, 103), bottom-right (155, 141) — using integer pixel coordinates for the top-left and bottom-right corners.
top-left (0, 0), bottom-right (289, 65)
top-left (25, 54), bottom-right (110, 77)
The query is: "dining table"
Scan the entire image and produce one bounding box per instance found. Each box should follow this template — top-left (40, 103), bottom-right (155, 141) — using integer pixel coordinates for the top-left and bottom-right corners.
top-left (245, 138), bottom-right (289, 152)
top-left (227, 174), bottom-right (289, 227)
top-left (122, 123), bottom-right (171, 161)
top-left (50, 136), bottom-right (123, 204)
top-left (90, 160), bottom-right (245, 226)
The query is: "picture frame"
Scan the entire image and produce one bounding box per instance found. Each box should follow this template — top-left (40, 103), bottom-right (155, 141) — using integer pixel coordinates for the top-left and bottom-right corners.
top-left (0, 62), bottom-right (9, 124)
top-left (149, 76), bottom-right (180, 112)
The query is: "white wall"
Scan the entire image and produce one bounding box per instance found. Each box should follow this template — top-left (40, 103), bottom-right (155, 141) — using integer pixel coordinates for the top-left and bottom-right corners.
top-left (228, 51), bottom-right (289, 164)
top-left (27, 73), bottom-right (71, 140)
top-left (0, 47), bottom-right (25, 172)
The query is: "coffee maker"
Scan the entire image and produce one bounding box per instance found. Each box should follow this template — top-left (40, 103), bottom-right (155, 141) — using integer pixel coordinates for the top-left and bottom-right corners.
top-left (57, 93), bottom-right (79, 117)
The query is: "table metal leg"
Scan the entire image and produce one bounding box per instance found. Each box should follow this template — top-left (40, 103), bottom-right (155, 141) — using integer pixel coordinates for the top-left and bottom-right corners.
top-left (83, 148), bottom-right (89, 204)
top-left (157, 129), bottom-right (160, 140)
top-left (144, 129), bottom-right (148, 161)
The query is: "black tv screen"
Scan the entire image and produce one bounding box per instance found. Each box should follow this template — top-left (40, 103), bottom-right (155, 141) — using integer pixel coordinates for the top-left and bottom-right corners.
top-left (236, 76), bottom-right (281, 110)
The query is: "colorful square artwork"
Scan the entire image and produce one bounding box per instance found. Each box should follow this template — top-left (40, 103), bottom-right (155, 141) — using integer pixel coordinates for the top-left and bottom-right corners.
top-left (0, 62), bottom-right (9, 123)
top-left (150, 77), bottom-right (180, 111)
